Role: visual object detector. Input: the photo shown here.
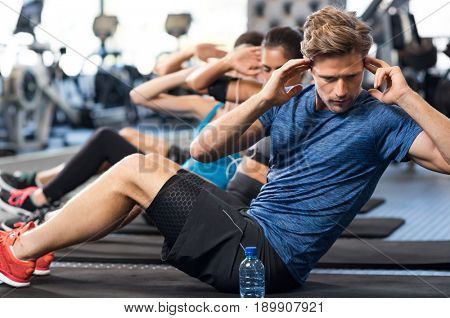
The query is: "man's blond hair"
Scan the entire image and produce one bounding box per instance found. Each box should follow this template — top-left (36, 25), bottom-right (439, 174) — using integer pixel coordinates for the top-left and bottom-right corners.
top-left (301, 6), bottom-right (372, 60)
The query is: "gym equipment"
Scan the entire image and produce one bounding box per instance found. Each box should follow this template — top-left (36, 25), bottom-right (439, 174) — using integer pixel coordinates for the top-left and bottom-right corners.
top-left (1, 264), bottom-right (449, 297)
top-left (77, 1), bottom-right (144, 127)
top-left (340, 218), bottom-right (404, 238)
top-left (360, 0), bottom-right (450, 120)
top-left (246, 0), bottom-right (347, 32)
top-left (1, 63), bottom-right (54, 151)
top-left (165, 13), bottom-right (192, 39)
top-left (0, 0), bottom-right (81, 153)
top-left (434, 69), bottom-right (450, 117)
top-left (359, 197), bottom-right (385, 214)
top-left (318, 239), bottom-right (450, 269)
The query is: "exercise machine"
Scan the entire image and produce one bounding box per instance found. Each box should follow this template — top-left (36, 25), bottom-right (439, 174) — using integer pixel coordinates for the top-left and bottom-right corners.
top-left (0, 0), bottom-right (81, 153)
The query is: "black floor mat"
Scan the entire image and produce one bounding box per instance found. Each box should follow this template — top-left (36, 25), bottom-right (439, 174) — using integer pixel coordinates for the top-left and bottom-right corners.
top-left (359, 198), bottom-right (385, 214)
top-left (1, 266), bottom-right (449, 298)
top-left (56, 217), bottom-right (404, 264)
top-left (55, 234), bottom-right (163, 264)
top-left (117, 216), bottom-right (403, 238)
top-left (341, 218), bottom-right (404, 238)
top-left (58, 231), bottom-right (449, 271)
top-left (318, 239), bottom-right (450, 269)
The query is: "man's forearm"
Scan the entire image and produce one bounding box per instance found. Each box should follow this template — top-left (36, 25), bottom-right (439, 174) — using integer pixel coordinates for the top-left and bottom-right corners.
top-left (191, 93), bottom-right (270, 161)
top-left (398, 90), bottom-right (450, 163)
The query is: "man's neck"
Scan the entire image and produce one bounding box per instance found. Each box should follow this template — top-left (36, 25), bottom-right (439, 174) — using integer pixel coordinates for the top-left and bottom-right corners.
top-left (314, 93), bottom-right (328, 111)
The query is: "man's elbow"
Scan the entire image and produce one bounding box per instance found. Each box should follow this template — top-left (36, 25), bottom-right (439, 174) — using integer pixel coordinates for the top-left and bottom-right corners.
top-left (190, 145), bottom-right (207, 162)
top-left (190, 142), bottom-right (216, 163)
top-left (444, 161), bottom-right (450, 175)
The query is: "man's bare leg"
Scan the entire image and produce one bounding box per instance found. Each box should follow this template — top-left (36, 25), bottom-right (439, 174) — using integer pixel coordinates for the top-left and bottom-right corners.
top-left (41, 204), bottom-right (143, 229)
top-left (12, 153), bottom-right (180, 260)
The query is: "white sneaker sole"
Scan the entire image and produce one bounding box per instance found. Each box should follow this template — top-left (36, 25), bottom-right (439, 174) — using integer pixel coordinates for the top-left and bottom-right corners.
top-left (0, 197), bottom-right (33, 218)
top-left (0, 271), bottom-right (30, 287)
top-left (0, 176), bottom-right (16, 192)
top-left (33, 269), bottom-right (50, 276)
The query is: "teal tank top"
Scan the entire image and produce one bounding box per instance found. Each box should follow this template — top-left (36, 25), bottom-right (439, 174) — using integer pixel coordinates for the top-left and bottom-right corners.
top-left (182, 102), bottom-right (241, 189)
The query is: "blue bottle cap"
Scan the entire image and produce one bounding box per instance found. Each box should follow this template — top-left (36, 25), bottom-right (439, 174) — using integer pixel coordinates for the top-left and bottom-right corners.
top-left (245, 246), bottom-right (257, 256)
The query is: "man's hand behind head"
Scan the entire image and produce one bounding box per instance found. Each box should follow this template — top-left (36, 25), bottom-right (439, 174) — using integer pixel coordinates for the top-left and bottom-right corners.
top-left (364, 56), bottom-right (412, 105)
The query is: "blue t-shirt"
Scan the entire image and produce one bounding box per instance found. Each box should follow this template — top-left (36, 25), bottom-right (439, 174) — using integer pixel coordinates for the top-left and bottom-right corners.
top-left (248, 84), bottom-right (422, 284)
top-left (183, 103), bottom-right (241, 189)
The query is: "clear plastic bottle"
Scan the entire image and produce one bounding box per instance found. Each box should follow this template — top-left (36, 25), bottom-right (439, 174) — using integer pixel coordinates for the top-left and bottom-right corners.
top-left (239, 246), bottom-right (265, 298)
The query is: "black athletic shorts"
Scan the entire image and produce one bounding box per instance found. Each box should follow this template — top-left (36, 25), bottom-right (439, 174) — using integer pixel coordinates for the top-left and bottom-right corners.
top-left (152, 170), bottom-right (300, 293)
top-left (226, 172), bottom-right (264, 206)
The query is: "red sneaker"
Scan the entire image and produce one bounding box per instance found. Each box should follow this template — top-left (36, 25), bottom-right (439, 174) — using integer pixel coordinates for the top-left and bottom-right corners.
top-left (0, 230), bottom-right (36, 287)
top-left (34, 252), bottom-right (54, 276)
top-left (12, 222), bottom-right (54, 276)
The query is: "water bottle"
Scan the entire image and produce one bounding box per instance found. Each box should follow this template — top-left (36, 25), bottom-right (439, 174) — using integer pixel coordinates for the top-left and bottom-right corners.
top-left (239, 246), bottom-right (265, 298)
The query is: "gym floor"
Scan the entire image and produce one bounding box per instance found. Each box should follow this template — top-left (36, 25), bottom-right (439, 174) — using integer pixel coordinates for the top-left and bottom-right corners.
top-left (0, 132), bottom-right (449, 298)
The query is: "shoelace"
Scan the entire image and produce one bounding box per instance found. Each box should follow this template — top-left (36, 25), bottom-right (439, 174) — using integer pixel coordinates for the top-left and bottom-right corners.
top-left (7, 187), bottom-right (38, 207)
top-left (12, 221), bottom-right (34, 230)
top-left (0, 229), bottom-right (18, 245)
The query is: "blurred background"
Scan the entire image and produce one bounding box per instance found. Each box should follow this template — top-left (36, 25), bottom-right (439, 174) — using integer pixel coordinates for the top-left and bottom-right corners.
top-left (0, 0), bottom-right (448, 154)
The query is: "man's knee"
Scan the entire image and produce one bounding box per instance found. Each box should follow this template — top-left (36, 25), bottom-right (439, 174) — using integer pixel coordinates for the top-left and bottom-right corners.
top-left (111, 153), bottom-right (178, 193)
top-left (119, 153), bottom-right (145, 166)
top-left (142, 153), bottom-right (176, 174)
top-left (112, 153), bottom-right (145, 176)
top-left (116, 153), bottom-right (169, 175)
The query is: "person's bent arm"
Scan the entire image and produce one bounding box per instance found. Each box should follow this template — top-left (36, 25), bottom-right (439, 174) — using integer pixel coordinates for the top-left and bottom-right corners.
top-left (365, 57), bottom-right (450, 174)
top-left (154, 48), bottom-right (194, 75)
top-left (399, 93), bottom-right (450, 174)
top-left (136, 94), bottom-right (216, 119)
top-left (190, 95), bottom-right (267, 162)
top-left (154, 43), bottom-right (227, 75)
top-left (191, 59), bottom-right (310, 162)
top-left (186, 46), bottom-right (261, 92)
top-left (129, 67), bottom-right (196, 106)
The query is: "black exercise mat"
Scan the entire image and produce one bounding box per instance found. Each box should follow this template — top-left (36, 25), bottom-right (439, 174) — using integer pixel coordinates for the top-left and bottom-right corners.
top-left (118, 216), bottom-right (403, 238)
top-left (359, 198), bottom-right (385, 214)
top-left (55, 234), bottom-right (163, 264)
top-left (114, 216), bottom-right (160, 236)
top-left (57, 217), bottom-right (405, 264)
top-left (341, 218), bottom-right (404, 238)
top-left (318, 239), bottom-right (450, 269)
top-left (1, 265), bottom-right (449, 297)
